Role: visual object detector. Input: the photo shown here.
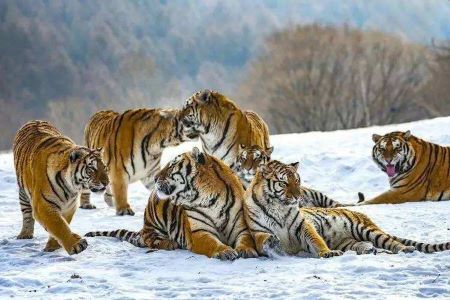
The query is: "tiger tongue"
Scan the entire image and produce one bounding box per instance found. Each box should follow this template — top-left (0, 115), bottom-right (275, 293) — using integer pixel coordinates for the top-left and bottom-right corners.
top-left (386, 164), bottom-right (396, 177)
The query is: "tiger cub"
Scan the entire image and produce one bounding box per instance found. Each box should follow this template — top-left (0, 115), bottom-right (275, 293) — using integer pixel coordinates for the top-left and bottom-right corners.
top-left (14, 121), bottom-right (109, 254)
top-left (244, 160), bottom-right (450, 257)
top-left (234, 144), bottom-right (343, 207)
top-left (358, 130), bottom-right (450, 205)
top-left (86, 148), bottom-right (257, 260)
top-left (82, 108), bottom-right (190, 215)
top-left (180, 89), bottom-right (270, 169)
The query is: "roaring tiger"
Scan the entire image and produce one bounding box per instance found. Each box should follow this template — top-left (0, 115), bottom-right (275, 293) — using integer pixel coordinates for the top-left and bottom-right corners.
top-left (14, 120), bottom-right (109, 255)
top-left (234, 144), bottom-right (343, 207)
top-left (82, 108), bottom-right (190, 215)
top-left (244, 160), bottom-right (450, 257)
top-left (358, 130), bottom-right (450, 205)
top-left (85, 148), bottom-right (257, 260)
top-left (180, 89), bottom-right (270, 169)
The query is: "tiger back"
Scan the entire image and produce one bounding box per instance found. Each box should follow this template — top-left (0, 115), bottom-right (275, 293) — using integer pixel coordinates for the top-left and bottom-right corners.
top-left (180, 90), bottom-right (270, 168)
top-left (82, 108), bottom-right (189, 215)
top-left (14, 120), bottom-right (109, 255)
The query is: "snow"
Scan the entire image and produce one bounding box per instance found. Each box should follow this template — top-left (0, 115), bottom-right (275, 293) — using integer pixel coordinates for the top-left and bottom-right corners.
top-left (1, 117), bottom-right (450, 299)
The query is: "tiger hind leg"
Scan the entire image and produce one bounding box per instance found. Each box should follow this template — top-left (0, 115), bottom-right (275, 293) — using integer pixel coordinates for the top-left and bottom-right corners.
top-left (80, 191), bottom-right (95, 209)
top-left (335, 238), bottom-right (376, 255)
top-left (17, 188), bottom-right (35, 239)
top-left (103, 186), bottom-right (114, 207)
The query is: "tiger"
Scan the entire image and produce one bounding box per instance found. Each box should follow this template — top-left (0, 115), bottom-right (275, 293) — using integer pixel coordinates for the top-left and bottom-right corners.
top-left (357, 130), bottom-right (450, 205)
top-left (85, 147), bottom-right (257, 260)
top-left (81, 108), bottom-right (190, 215)
top-left (180, 89), bottom-right (270, 169)
top-left (244, 159), bottom-right (450, 257)
top-left (234, 144), bottom-right (344, 207)
top-left (14, 120), bottom-right (109, 255)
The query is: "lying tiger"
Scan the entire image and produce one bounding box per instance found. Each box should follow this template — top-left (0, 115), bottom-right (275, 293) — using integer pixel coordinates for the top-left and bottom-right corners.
top-left (180, 90), bottom-right (270, 169)
top-left (14, 121), bottom-right (109, 254)
top-left (244, 159), bottom-right (450, 257)
top-left (234, 144), bottom-right (344, 208)
top-left (86, 148), bottom-right (257, 260)
top-left (358, 130), bottom-right (450, 205)
top-left (82, 108), bottom-right (190, 215)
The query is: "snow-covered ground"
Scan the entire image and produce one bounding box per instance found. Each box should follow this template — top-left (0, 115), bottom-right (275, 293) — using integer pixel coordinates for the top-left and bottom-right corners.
top-left (1, 117), bottom-right (450, 299)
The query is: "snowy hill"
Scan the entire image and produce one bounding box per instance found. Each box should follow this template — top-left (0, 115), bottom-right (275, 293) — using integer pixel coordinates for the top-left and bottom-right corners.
top-left (1, 117), bottom-right (450, 299)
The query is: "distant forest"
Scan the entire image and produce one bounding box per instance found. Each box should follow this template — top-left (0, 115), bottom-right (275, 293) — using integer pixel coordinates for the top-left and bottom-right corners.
top-left (1, 0), bottom-right (449, 150)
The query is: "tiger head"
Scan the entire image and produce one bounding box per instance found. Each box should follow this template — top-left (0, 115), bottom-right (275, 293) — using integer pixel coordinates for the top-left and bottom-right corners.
top-left (158, 109), bottom-right (196, 145)
top-left (372, 130), bottom-right (415, 178)
top-left (68, 147), bottom-right (109, 193)
top-left (180, 89), bottom-right (237, 139)
top-left (258, 160), bottom-right (301, 206)
top-left (235, 144), bottom-right (273, 183)
top-left (154, 147), bottom-right (207, 204)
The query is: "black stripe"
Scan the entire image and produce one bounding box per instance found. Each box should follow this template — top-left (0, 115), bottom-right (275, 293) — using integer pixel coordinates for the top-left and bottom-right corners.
top-left (212, 114), bottom-right (233, 153)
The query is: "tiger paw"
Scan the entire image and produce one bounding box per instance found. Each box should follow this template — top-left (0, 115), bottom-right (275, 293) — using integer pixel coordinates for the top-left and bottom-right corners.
top-left (44, 238), bottom-right (61, 252)
top-left (116, 207), bottom-right (135, 216)
top-left (17, 232), bottom-right (33, 239)
top-left (66, 238), bottom-right (88, 255)
top-left (79, 203), bottom-right (96, 209)
top-left (400, 246), bottom-right (416, 253)
top-left (212, 247), bottom-right (238, 261)
top-left (320, 250), bottom-right (343, 258)
top-left (235, 246), bottom-right (258, 258)
top-left (262, 235), bottom-right (281, 254)
top-left (155, 239), bottom-right (179, 251)
top-left (104, 195), bottom-right (114, 207)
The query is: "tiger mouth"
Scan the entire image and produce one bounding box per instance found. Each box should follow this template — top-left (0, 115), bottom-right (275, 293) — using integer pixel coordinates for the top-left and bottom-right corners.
top-left (385, 163), bottom-right (397, 177)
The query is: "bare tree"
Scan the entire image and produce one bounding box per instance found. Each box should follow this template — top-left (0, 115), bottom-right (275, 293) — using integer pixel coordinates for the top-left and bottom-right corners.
top-left (239, 25), bottom-right (430, 133)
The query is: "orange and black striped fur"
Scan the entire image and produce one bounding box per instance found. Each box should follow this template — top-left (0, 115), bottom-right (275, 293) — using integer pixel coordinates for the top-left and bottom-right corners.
top-left (358, 130), bottom-right (450, 205)
top-left (14, 121), bottom-right (109, 255)
top-left (86, 148), bottom-right (257, 260)
top-left (244, 160), bottom-right (450, 257)
top-left (82, 108), bottom-right (190, 215)
top-left (234, 145), bottom-right (343, 207)
top-left (180, 90), bottom-right (270, 169)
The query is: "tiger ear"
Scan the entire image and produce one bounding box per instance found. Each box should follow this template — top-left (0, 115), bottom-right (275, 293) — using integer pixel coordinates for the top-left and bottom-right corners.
top-left (260, 164), bottom-right (271, 178)
top-left (192, 147), bottom-right (206, 165)
top-left (290, 162), bottom-right (300, 170)
top-left (69, 149), bottom-right (84, 163)
top-left (372, 134), bottom-right (382, 143)
top-left (403, 130), bottom-right (411, 140)
top-left (266, 146), bottom-right (274, 156)
top-left (197, 90), bottom-right (212, 103)
top-left (239, 144), bottom-right (246, 151)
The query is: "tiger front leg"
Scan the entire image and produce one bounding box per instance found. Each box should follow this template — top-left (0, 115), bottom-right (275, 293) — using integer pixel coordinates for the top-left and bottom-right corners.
top-left (301, 221), bottom-right (343, 258)
top-left (234, 231), bottom-right (258, 258)
top-left (34, 198), bottom-right (87, 255)
top-left (191, 230), bottom-right (238, 260)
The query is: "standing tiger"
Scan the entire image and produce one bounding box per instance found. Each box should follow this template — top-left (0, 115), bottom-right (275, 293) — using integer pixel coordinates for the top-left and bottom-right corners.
top-left (234, 144), bottom-right (344, 207)
top-left (244, 160), bottom-right (450, 257)
top-left (358, 130), bottom-right (450, 205)
top-left (180, 89), bottom-right (270, 169)
top-left (14, 121), bottom-right (109, 255)
top-left (85, 148), bottom-right (257, 260)
top-left (82, 108), bottom-right (190, 215)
